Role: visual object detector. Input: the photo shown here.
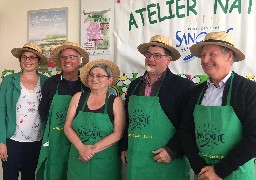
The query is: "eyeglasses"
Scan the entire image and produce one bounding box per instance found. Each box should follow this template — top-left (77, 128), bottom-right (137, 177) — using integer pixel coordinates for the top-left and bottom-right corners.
top-left (88, 74), bottom-right (109, 79)
top-left (59, 55), bottom-right (80, 60)
top-left (144, 52), bottom-right (166, 60)
top-left (21, 55), bottom-right (38, 61)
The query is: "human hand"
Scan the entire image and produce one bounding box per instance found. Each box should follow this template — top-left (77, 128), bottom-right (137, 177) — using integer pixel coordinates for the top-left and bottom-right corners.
top-left (198, 166), bottom-right (222, 180)
top-left (78, 144), bottom-right (95, 163)
top-left (0, 143), bottom-right (7, 161)
top-left (121, 151), bottom-right (127, 165)
top-left (152, 148), bottom-right (171, 163)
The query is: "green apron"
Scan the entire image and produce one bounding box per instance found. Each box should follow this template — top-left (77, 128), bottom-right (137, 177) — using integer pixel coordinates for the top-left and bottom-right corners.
top-left (36, 83), bottom-right (76, 180)
top-left (194, 73), bottom-right (255, 180)
top-left (67, 92), bottom-right (120, 180)
top-left (127, 78), bottom-right (190, 180)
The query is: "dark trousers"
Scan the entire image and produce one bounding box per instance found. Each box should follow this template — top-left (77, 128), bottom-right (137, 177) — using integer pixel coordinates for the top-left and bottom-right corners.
top-left (2, 138), bottom-right (41, 180)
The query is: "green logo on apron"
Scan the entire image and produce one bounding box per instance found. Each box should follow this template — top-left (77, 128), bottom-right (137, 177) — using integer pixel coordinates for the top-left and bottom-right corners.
top-left (77, 126), bottom-right (103, 143)
top-left (55, 106), bottom-right (68, 126)
top-left (196, 123), bottom-right (225, 149)
top-left (129, 108), bottom-right (150, 130)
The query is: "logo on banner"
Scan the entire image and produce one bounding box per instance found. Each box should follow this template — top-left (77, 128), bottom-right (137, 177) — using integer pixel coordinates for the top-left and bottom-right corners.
top-left (176, 28), bottom-right (234, 63)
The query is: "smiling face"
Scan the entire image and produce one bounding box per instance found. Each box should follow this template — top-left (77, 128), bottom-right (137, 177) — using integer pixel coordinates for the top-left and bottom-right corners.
top-left (144, 46), bottom-right (172, 76)
top-left (200, 44), bottom-right (233, 84)
top-left (20, 51), bottom-right (39, 72)
top-left (88, 67), bottom-right (113, 91)
top-left (59, 49), bottom-right (81, 74)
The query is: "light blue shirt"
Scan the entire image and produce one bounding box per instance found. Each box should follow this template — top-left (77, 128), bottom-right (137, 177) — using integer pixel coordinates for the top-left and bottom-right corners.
top-left (201, 71), bottom-right (232, 106)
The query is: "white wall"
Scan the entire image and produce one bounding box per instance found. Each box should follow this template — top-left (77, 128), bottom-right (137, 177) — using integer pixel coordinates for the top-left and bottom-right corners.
top-left (0, 0), bottom-right (114, 177)
top-left (0, 0), bottom-right (114, 82)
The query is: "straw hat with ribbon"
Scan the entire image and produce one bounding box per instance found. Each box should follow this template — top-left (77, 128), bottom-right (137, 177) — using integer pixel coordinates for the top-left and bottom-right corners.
top-left (137, 35), bottom-right (181, 61)
top-left (190, 31), bottom-right (245, 61)
top-left (80, 59), bottom-right (120, 87)
top-left (11, 43), bottom-right (47, 65)
top-left (51, 41), bottom-right (89, 67)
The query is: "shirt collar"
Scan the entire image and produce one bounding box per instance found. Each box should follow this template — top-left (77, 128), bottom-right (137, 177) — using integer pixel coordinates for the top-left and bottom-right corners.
top-left (207, 71), bottom-right (232, 88)
top-left (144, 72), bottom-right (164, 86)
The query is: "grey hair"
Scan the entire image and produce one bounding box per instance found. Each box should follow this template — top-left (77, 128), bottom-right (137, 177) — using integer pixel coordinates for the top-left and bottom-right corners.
top-left (200, 45), bottom-right (237, 63)
top-left (219, 46), bottom-right (237, 63)
top-left (89, 64), bottom-right (113, 77)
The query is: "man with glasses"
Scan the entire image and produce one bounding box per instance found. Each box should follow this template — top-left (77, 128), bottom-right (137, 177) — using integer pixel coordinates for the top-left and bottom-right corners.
top-left (119, 35), bottom-right (195, 180)
top-left (36, 41), bottom-right (90, 180)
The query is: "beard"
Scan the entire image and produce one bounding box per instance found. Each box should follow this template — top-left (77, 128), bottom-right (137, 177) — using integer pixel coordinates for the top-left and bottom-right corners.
top-left (145, 65), bottom-right (153, 72)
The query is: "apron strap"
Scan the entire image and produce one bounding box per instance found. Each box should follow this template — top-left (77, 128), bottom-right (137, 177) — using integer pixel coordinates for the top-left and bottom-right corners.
top-left (197, 85), bottom-right (207, 105)
top-left (82, 93), bottom-right (90, 111)
top-left (81, 83), bottom-right (84, 92)
top-left (104, 92), bottom-right (109, 114)
top-left (56, 82), bottom-right (60, 95)
top-left (131, 80), bottom-right (142, 95)
top-left (82, 92), bottom-right (109, 114)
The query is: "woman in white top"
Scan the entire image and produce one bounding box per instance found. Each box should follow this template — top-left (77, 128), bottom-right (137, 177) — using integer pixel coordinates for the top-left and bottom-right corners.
top-left (0, 43), bottom-right (48, 180)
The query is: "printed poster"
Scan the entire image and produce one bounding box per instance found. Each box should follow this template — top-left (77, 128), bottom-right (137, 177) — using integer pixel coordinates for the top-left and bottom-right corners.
top-left (81, 9), bottom-right (111, 56)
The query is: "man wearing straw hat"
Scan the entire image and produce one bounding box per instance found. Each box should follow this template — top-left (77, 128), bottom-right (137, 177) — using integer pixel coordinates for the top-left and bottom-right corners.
top-left (180, 31), bottom-right (256, 180)
top-left (120, 35), bottom-right (195, 179)
top-left (36, 41), bottom-right (89, 180)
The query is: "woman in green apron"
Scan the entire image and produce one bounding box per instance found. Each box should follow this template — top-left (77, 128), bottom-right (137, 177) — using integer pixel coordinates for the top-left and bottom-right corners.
top-left (64, 59), bottom-right (125, 180)
top-left (37, 41), bottom-right (89, 180)
top-left (120, 35), bottom-right (195, 180)
top-left (180, 32), bottom-right (256, 179)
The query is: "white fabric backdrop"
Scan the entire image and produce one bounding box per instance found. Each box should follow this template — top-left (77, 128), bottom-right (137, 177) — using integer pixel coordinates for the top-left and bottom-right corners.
top-left (114, 0), bottom-right (256, 76)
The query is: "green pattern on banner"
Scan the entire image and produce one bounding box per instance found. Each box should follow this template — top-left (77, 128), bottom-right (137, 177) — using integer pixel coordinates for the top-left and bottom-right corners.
top-left (2, 69), bottom-right (255, 100)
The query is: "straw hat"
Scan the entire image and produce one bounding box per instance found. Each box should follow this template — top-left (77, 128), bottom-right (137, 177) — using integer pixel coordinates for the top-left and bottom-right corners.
top-left (11, 43), bottom-right (47, 65)
top-left (51, 41), bottom-right (89, 67)
top-left (137, 35), bottom-right (181, 61)
top-left (80, 59), bottom-right (120, 87)
top-left (190, 32), bottom-right (245, 61)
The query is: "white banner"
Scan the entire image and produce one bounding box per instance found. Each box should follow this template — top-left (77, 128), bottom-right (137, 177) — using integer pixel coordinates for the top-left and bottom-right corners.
top-left (114, 0), bottom-right (256, 76)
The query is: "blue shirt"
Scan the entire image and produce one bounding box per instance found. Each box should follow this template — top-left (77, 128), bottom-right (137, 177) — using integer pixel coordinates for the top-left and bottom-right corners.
top-left (201, 71), bottom-right (231, 106)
